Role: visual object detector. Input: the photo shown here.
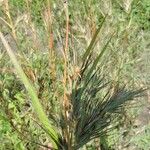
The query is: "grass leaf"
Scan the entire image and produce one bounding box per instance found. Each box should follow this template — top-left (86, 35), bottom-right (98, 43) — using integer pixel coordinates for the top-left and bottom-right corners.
top-left (0, 31), bottom-right (60, 149)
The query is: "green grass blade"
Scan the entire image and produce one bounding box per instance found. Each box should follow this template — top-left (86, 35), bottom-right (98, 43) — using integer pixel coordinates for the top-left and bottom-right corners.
top-left (0, 31), bottom-right (59, 149)
top-left (84, 33), bottom-right (115, 84)
top-left (82, 16), bottom-right (106, 61)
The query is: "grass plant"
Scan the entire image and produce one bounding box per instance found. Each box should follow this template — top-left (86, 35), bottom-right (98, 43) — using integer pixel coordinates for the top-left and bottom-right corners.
top-left (0, 0), bottom-right (149, 149)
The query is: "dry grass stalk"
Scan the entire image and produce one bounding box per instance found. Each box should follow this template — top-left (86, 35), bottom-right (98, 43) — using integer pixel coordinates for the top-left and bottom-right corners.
top-left (3, 0), bottom-right (17, 41)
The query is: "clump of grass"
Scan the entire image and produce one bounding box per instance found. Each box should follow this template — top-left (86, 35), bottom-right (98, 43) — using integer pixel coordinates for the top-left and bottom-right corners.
top-left (0, 0), bottom-right (147, 149)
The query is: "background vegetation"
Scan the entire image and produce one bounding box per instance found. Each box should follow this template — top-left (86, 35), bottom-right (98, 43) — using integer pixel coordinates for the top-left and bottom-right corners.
top-left (0, 0), bottom-right (149, 149)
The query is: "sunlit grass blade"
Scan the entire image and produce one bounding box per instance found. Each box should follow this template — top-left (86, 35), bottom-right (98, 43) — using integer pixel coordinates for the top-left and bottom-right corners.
top-left (0, 31), bottom-right (59, 149)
